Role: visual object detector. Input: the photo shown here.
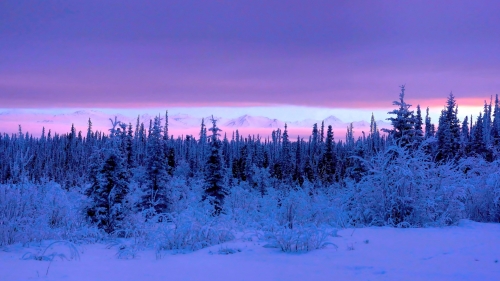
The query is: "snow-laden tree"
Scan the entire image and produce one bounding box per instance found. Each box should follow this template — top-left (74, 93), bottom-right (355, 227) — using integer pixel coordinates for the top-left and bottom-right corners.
top-left (140, 116), bottom-right (170, 215)
top-left (86, 122), bottom-right (130, 233)
top-left (383, 85), bottom-right (416, 148)
top-left (203, 116), bottom-right (225, 215)
top-left (470, 113), bottom-right (489, 159)
top-left (424, 106), bottom-right (435, 138)
top-left (86, 150), bottom-right (130, 233)
top-left (280, 124), bottom-right (293, 183)
top-left (492, 95), bottom-right (500, 146)
top-left (319, 125), bottom-right (336, 184)
top-left (436, 93), bottom-right (461, 161)
top-left (414, 105), bottom-right (424, 144)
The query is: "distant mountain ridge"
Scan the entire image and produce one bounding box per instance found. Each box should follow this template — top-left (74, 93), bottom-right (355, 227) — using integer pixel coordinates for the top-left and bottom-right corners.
top-left (0, 110), bottom-right (392, 135)
top-left (224, 115), bottom-right (285, 128)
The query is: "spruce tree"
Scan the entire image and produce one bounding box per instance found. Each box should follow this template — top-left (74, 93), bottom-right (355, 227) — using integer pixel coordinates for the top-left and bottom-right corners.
top-left (320, 121), bottom-right (325, 143)
top-left (369, 113), bottom-right (381, 154)
top-left (483, 99), bottom-right (493, 145)
top-left (461, 116), bottom-right (470, 150)
top-left (141, 116), bottom-right (169, 215)
top-left (382, 85), bottom-right (416, 147)
top-left (414, 105), bottom-right (424, 144)
top-left (471, 113), bottom-right (487, 157)
top-left (125, 123), bottom-right (134, 170)
top-left (436, 93), bottom-right (461, 161)
top-left (238, 144), bottom-right (249, 181)
top-left (346, 123), bottom-right (354, 147)
top-left (293, 136), bottom-right (304, 185)
top-left (370, 113), bottom-right (378, 135)
top-left (492, 94), bottom-right (500, 145)
top-left (198, 118), bottom-right (207, 173)
top-left (203, 116), bottom-right (225, 215)
top-left (86, 137), bottom-right (129, 233)
top-left (319, 125), bottom-right (336, 183)
top-left (166, 147), bottom-right (176, 176)
top-left (311, 123), bottom-right (319, 164)
top-left (164, 110), bottom-right (169, 141)
top-left (425, 107), bottom-right (433, 138)
top-left (86, 118), bottom-right (93, 142)
top-left (280, 124), bottom-right (292, 183)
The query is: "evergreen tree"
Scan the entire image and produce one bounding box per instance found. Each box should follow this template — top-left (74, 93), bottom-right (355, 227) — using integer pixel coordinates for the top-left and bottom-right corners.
top-left (369, 113), bottom-right (381, 154)
top-left (293, 136), bottom-right (304, 186)
top-left (166, 146), bottom-right (176, 176)
top-left (280, 124), bottom-right (292, 182)
top-left (414, 105), bottom-right (424, 144)
top-left (492, 94), bottom-right (500, 145)
top-left (141, 116), bottom-right (169, 214)
top-left (319, 125), bottom-right (336, 183)
top-left (310, 123), bottom-right (320, 167)
top-left (346, 123), bottom-right (354, 147)
top-left (86, 118), bottom-right (93, 142)
top-left (86, 147), bottom-right (129, 233)
top-left (203, 116), bottom-right (225, 215)
top-left (370, 113), bottom-right (378, 135)
top-left (436, 93), bottom-right (461, 161)
top-left (164, 110), bottom-right (169, 140)
top-left (320, 121), bottom-right (325, 143)
top-left (471, 113), bottom-right (488, 157)
top-left (125, 123), bottom-right (134, 170)
top-left (237, 144), bottom-right (249, 181)
top-left (483, 99), bottom-right (493, 145)
top-left (425, 107), bottom-right (433, 138)
top-left (382, 85), bottom-right (416, 147)
top-left (461, 116), bottom-right (470, 149)
top-left (198, 118), bottom-right (207, 173)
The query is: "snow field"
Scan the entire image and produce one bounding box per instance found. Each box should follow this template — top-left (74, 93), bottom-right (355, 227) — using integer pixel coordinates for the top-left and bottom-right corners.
top-left (1, 220), bottom-right (499, 281)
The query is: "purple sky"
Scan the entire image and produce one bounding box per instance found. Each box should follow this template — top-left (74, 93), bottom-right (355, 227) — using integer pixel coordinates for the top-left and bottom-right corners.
top-left (1, 0), bottom-right (499, 110)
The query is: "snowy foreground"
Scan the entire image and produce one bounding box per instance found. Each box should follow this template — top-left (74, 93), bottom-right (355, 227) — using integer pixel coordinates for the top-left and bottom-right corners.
top-left (1, 220), bottom-right (499, 281)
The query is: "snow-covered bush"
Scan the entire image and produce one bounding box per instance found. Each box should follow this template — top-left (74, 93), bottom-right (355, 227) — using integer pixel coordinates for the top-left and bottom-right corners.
top-left (257, 187), bottom-right (337, 252)
top-left (224, 184), bottom-right (260, 228)
top-left (166, 177), bottom-right (204, 214)
top-left (117, 201), bottom-right (234, 253)
top-left (459, 157), bottom-right (500, 222)
top-left (272, 187), bottom-right (320, 229)
top-left (21, 240), bottom-right (80, 261)
top-left (0, 182), bottom-right (98, 246)
top-left (345, 145), bottom-right (466, 227)
top-left (263, 224), bottom-right (331, 252)
top-left (154, 212), bottom-right (234, 252)
top-left (223, 181), bottom-right (344, 229)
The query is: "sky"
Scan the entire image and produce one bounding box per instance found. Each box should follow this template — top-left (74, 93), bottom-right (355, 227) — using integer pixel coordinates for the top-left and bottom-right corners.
top-left (1, 0), bottom-right (499, 135)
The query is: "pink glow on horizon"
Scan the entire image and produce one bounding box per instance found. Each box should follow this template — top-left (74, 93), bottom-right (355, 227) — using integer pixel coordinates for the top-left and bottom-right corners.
top-left (1, 117), bottom-right (372, 141)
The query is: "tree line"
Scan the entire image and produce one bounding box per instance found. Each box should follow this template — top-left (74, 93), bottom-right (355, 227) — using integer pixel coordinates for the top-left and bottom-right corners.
top-left (1, 85), bottom-right (500, 232)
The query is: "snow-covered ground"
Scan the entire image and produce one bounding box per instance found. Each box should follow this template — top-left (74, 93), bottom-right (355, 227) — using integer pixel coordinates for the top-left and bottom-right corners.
top-left (1, 220), bottom-right (499, 281)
